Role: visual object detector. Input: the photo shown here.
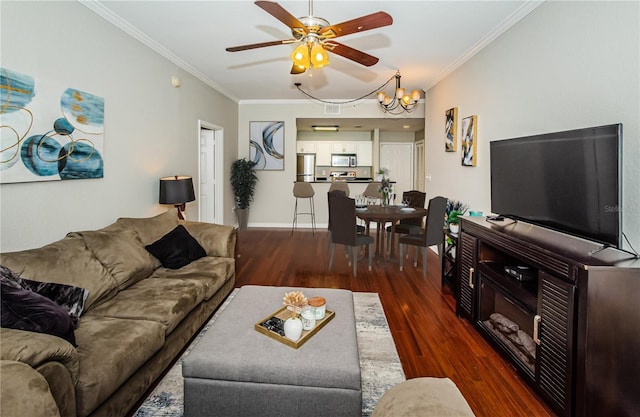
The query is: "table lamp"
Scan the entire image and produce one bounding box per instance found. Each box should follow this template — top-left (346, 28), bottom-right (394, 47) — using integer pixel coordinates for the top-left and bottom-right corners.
top-left (159, 175), bottom-right (195, 220)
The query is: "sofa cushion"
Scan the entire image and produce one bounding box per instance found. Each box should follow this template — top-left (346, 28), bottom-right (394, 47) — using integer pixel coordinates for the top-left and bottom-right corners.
top-left (112, 210), bottom-right (180, 245)
top-left (73, 228), bottom-right (156, 290)
top-left (73, 316), bottom-right (165, 417)
top-left (1, 265), bottom-right (89, 326)
top-left (182, 221), bottom-right (237, 258)
top-left (85, 278), bottom-right (205, 334)
top-left (1, 282), bottom-right (77, 346)
top-left (149, 256), bottom-right (234, 300)
top-left (145, 225), bottom-right (206, 269)
top-left (1, 360), bottom-right (62, 417)
top-left (1, 234), bottom-right (119, 310)
top-left (0, 327), bottom-right (79, 384)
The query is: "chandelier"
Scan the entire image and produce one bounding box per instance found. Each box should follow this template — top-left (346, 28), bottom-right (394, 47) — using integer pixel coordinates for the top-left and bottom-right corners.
top-left (377, 71), bottom-right (422, 114)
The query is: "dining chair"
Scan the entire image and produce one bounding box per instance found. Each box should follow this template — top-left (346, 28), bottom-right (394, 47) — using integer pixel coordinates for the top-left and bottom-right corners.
top-left (291, 182), bottom-right (316, 235)
top-left (327, 190), bottom-right (365, 251)
top-left (328, 181), bottom-right (350, 197)
top-left (398, 196), bottom-right (447, 277)
top-left (386, 190), bottom-right (426, 253)
top-left (328, 192), bottom-right (373, 277)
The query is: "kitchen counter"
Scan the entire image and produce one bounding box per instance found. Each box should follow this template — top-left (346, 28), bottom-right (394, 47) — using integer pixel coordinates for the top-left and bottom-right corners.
top-left (312, 179), bottom-right (373, 183)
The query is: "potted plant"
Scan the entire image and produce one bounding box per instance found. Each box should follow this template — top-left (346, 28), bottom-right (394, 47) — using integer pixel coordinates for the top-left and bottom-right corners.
top-left (230, 158), bottom-right (258, 230)
top-left (446, 199), bottom-right (468, 234)
top-left (447, 211), bottom-right (463, 234)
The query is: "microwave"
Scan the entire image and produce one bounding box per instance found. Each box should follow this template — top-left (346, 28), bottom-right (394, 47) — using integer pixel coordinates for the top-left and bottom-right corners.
top-left (331, 154), bottom-right (357, 167)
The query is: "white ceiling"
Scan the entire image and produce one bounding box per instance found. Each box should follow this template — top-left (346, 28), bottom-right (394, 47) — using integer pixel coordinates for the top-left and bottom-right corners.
top-left (85, 1), bottom-right (542, 104)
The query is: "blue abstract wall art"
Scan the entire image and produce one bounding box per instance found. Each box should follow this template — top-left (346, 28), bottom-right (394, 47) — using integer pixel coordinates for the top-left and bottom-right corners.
top-left (249, 121), bottom-right (284, 170)
top-left (1, 67), bottom-right (104, 183)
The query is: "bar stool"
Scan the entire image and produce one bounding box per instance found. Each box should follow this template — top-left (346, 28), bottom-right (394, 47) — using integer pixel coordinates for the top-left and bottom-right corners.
top-left (328, 181), bottom-right (350, 197)
top-left (292, 182), bottom-right (316, 235)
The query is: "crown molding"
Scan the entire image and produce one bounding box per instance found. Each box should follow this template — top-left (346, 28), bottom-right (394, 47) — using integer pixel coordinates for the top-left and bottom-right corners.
top-left (425, 0), bottom-right (545, 91)
top-left (79, 0), bottom-right (239, 103)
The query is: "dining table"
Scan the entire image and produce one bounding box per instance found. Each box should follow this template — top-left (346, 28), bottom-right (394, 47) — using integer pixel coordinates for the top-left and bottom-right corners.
top-left (356, 205), bottom-right (428, 261)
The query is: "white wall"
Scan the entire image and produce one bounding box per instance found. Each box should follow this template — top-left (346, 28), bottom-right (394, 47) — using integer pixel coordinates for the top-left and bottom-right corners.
top-left (238, 100), bottom-right (424, 227)
top-left (0, 1), bottom-right (239, 252)
top-left (424, 0), bottom-right (639, 252)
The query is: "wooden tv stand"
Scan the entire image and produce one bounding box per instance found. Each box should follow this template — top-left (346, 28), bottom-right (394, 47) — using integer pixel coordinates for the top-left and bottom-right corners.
top-left (456, 216), bottom-right (639, 417)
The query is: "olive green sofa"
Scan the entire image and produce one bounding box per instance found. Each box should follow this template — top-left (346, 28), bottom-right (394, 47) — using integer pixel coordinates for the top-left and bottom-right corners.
top-left (0, 211), bottom-right (237, 417)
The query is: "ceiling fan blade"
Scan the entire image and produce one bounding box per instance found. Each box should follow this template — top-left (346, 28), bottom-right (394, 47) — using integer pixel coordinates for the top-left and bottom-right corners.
top-left (326, 41), bottom-right (379, 67)
top-left (226, 39), bottom-right (296, 52)
top-left (290, 64), bottom-right (305, 75)
top-left (319, 11), bottom-right (392, 39)
top-left (255, 1), bottom-right (307, 32)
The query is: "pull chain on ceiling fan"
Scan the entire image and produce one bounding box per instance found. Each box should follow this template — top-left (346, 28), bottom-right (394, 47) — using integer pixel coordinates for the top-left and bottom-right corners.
top-left (225, 0), bottom-right (393, 74)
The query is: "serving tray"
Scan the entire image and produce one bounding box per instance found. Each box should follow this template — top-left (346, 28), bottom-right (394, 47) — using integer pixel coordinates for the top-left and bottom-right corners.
top-left (254, 306), bottom-right (335, 349)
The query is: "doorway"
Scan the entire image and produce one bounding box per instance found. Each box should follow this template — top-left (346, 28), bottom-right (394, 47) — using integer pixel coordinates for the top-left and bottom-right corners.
top-left (198, 121), bottom-right (224, 224)
top-left (415, 140), bottom-right (425, 192)
top-left (379, 142), bottom-right (414, 201)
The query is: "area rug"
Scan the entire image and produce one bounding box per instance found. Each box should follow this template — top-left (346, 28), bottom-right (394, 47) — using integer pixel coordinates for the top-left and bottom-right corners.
top-left (133, 289), bottom-right (405, 417)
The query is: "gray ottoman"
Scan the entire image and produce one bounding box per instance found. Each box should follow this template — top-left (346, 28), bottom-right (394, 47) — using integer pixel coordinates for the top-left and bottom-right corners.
top-left (183, 285), bottom-right (361, 417)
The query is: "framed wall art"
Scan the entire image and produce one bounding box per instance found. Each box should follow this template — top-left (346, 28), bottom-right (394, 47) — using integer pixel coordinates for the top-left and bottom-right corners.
top-left (250, 121), bottom-right (284, 170)
top-left (461, 115), bottom-right (477, 167)
top-left (1, 67), bottom-right (105, 183)
top-left (445, 107), bottom-right (457, 152)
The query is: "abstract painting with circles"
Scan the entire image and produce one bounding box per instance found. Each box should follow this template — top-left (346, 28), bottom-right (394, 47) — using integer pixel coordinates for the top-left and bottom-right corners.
top-left (249, 121), bottom-right (284, 170)
top-left (1, 67), bottom-right (104, 183)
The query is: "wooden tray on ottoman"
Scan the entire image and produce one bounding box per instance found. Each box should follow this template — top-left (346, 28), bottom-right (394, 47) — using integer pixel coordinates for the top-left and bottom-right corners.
top-left (254, 306), bottom-right (335, 349)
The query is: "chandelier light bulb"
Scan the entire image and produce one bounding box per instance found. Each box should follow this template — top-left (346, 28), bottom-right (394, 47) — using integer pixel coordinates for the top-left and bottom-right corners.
top-left (395, 87), bottom-right (405, 99)
top-left (401, 95), bottom-right (411, 106)
top-left (411, 90), bottom-right (421, 101)
top-left (376, 91), bottom-right (386, 102)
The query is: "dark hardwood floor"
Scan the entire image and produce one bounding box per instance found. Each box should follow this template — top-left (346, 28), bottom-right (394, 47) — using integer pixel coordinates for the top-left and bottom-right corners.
top-left (235, 228), bottom-right (556, 417)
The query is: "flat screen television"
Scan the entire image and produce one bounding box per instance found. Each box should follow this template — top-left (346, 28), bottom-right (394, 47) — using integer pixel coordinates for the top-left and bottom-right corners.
top-left (490, 124), bottom-right (622, 248)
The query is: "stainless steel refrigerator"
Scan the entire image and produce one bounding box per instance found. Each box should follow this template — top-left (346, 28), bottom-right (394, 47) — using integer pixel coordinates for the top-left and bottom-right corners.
top-left (296, 153), bottom-right (315, 182)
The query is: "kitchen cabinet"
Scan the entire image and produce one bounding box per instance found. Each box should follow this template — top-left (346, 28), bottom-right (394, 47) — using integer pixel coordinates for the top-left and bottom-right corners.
top-left (357, 142), bottom-right (372, 166)
top-left (316, 142), bottom-right (332, 165)
top-left (296, 142), bottom-right (316, 154)
top-left (332, 142), bottom-right (357, 154)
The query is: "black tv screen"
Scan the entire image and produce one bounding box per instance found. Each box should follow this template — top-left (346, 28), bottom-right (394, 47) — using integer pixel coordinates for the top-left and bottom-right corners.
top-left (490, 124), bottom-right (622, 248)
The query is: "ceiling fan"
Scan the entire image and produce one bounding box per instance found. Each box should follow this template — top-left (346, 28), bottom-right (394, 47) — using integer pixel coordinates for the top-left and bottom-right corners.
top-left (226, 0), bottom-right (393, 74)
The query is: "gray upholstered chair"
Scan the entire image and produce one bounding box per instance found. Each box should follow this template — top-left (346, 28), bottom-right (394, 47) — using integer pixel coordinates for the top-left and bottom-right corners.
top-left (292, 182), bottom-right (316, 235)
top-left (328, 192), bottom-right (373, 277)
top-left (386, 190), bottom-right (426, 252)
top-left (398, 196), bottom-right (447, 277)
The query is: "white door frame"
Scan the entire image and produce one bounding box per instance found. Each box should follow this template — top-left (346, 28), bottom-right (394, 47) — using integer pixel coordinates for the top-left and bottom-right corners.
top-left (197, 120), bottom-right (224, 224)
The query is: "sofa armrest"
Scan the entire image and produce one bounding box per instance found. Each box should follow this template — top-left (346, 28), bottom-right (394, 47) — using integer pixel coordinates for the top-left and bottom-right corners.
top-left (0, 327), bottom-right (79, 384)
top-left (1, 360), bottom-right (62, 417)
top-left (182, 221), bottom-right (237, 259)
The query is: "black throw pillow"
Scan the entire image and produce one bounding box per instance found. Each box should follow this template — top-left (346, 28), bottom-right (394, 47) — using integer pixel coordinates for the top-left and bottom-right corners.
top-left (145, 225), bottom-right (206, 269)
top-left (0, 265), bottom-right (88, 328)
top-left (1, 282), bottom-right (76, 346)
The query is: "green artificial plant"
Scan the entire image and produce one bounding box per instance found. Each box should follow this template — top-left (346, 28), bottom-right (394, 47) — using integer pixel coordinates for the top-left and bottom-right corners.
top-left (230, 158), bottom-right (258, 209)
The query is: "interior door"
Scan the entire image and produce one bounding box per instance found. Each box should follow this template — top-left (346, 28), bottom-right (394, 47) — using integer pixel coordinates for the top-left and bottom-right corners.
top-left (379, 143), bottom-right (414, 201)
top-left (199, 127), bottom-right (215, 223)
top-left (415, 140), bottom-right (425, 192)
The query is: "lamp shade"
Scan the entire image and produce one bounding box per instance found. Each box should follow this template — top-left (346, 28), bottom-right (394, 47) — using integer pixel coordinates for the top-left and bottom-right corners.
top-left (159, 176), bottom-right (195, 205)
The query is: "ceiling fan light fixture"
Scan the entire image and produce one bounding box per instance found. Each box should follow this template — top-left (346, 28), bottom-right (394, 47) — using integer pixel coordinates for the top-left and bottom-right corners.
top-left (310, 43), bottom-right (329, 68)
top-left (291, 44), bottom-right (311, 69)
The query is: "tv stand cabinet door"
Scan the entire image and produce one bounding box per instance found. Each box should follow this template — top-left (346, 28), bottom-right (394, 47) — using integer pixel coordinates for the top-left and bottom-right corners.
top-left (537, 271), bottom-right (576, 417)
top-left (456, 232), bottom-right (478, 320)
